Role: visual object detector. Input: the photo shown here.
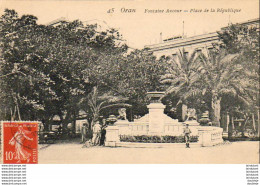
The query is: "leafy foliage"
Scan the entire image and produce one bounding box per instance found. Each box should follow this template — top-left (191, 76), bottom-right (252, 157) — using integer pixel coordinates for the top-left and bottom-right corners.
top-left (0, 9), bottom-right (165, 132)
top-left (0, 9), bottom-right (126, 127)
top-left (120, 135), bottom-right (199, 143)
top-left (160, 49), bottom-right (202, 106)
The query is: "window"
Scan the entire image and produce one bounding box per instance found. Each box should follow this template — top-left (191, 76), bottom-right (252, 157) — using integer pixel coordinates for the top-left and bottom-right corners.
top-left (172, 53), bottom-right (177, 61)
top-left (184, 52), bottom-right (189, 58)
top-left (207, 47), bottom-right (213, 54)
top-left (196, 49), bottom-right (202, 54)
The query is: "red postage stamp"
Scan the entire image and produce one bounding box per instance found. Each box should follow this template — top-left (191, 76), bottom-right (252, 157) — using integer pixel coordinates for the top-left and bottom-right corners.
top-left (2, 121), bottom-right (38, 164)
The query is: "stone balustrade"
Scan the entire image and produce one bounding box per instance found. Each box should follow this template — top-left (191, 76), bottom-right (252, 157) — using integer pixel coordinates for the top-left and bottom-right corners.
top-left (129, 122), bottom-right (149, 135)
top-left (105, 123), bottom-right (223, 147)
top-left (163, 124), bottom-right (199, 136)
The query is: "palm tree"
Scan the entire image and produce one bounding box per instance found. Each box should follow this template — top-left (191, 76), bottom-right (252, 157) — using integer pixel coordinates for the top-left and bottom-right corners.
top-left (197, 48), bottom-right (254, 127)
top-left (86, 86), bottom-right (131, 130)
top-left (160, 49), bottom-right (201, 120)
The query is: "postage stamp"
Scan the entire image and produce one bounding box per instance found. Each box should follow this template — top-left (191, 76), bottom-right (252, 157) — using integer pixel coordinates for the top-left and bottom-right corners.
top-left (1, 121), bottom-right (38, 164)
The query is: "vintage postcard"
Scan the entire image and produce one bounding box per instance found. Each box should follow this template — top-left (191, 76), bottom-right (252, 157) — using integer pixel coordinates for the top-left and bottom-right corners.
top-left (0, 0), bottom-right (259, 164)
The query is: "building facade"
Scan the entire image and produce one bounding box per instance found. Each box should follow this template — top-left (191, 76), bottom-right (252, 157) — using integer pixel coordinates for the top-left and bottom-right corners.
top-left (144, 18), bottom-right (259, 58)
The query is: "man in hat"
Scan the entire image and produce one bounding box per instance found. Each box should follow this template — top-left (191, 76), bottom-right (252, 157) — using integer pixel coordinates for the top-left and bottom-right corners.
top-left (92, 121), bottom-right (101, 146)
top-left (183, 124), bottom-right (191, 148)
top-left (100, 118), bottom-right (107, 146)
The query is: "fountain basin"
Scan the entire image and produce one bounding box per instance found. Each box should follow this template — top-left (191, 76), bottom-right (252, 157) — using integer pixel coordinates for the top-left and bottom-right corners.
top-left (105, 92), bottom-right (223, 147)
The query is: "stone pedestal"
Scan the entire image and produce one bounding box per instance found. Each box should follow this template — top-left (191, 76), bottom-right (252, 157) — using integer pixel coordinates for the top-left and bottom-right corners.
top-left (199, 132), bottom-right (213, 147)
top-left (147, 103), bottom-right (166, 135)
top-left (198, 126), bottom-right (223, 147)
top-left (105, 125), bottom-right (119, 147)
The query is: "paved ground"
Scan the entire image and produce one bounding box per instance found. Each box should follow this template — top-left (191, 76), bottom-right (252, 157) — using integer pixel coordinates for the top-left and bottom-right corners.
top-left (38, 141), bottom-right (259, 164)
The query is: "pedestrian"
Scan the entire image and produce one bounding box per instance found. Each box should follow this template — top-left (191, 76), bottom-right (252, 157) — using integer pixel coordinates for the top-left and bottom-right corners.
top-left (100, 118), bottom-right (107, 146)
top-left (183, 124), bottom-right (191, 148)
top-left (81, 124), bottom-right (88, 143)
top-left (92, 121), bottom-right (101, 146)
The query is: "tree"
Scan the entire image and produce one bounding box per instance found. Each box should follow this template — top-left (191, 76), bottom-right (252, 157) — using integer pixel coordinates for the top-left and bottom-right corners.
top-left (0, 9), bottom-right (166, 136)
top-left (84, 86), bottom-right (131, 132)
top-left (160, 49), bottom-right (202, 121)
top-left (218, 23), bottom-right (259, 134)
top-left (87, 48), bottom-right (167, 117)
top-left (196, 48), bottom-right (255, 127)
top-left (0, 9), bottom-right (127, 132)
top-left (160, 47), bottom-right (253, 127)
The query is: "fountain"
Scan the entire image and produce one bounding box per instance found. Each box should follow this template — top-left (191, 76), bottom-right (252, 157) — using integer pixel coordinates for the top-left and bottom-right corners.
top-left (105, 92), bottom-right (223, 147)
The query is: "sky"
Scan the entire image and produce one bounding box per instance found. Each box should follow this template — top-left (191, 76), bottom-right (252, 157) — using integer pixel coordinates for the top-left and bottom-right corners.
top-left (0, 0), bottom-right (259, 49)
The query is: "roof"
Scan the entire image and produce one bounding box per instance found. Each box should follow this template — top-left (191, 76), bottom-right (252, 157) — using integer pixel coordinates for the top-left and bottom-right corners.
top-left (145, 18), bottom-right (259, 52)
top-left (145, 32), bottom-right (219, 52)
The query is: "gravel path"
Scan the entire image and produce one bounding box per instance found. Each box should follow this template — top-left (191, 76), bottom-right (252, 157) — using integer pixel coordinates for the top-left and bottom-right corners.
top-left (38, 141), bottom-right (259, 164)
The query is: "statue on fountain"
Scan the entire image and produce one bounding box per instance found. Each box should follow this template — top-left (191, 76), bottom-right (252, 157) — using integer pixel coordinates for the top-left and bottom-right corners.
top-left (185, 108), bottom-right (197, 121)
top-left (185, 108), bottom-right (200, 126)
top-left (118, 108), bottom-right (127, 120)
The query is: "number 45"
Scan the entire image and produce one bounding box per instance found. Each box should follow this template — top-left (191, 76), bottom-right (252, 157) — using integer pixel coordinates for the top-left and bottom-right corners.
top-left (107, 8), bottom-right (115, 13)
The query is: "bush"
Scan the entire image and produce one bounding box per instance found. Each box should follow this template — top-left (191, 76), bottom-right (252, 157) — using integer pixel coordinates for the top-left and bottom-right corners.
top-left (223, 137), bottom-right (260, 142)
top-left (119, 135), bottom-right (199, 143)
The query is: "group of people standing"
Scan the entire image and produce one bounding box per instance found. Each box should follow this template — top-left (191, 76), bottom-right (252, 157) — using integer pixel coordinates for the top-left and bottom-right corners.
top-left (81, 121), bottom-right (106, 146)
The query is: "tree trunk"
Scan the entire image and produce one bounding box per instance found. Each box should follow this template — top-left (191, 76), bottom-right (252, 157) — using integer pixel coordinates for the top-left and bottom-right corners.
top-left (231, 116), bottom-right (235, 130)
top-left (257, 107), bottom-right (260, 137)
top-left (211, 95), bottom-right (221, 127)
top-left (15, 93), bottom-right (21, 121)
top-left (62, 111), bottom-right (71, 132)
top-left (44, 115), bottom-right (54, 131)
top-left (226, 113), bottom-right (230, 132)
top-left (242, 117), bottom-right (248, 137)
top-left (182, 104), bottom-right (188, 121)
top-left (72, 119), bottom-right (76, 134)
top-left (12, 106), bottom-right (17, 121)
top-left (252, 113), bottom-right (256, 131)
top-left (16, 104), bottom-right (21, 121)
top-left (228, 114), bottom-right (232, 139)
top-left (10, 108), bottom-right (13, 121)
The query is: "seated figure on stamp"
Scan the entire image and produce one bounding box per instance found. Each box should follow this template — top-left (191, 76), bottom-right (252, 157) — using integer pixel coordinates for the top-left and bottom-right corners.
top-left (9, 125), bottom-right (33, 163)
